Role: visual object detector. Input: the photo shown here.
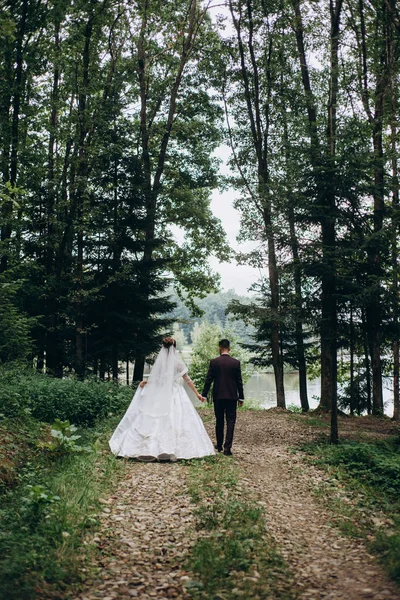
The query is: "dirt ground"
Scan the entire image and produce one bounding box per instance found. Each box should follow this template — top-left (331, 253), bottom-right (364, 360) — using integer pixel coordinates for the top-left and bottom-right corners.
top-left (75, 411), bottom-right (400, 600)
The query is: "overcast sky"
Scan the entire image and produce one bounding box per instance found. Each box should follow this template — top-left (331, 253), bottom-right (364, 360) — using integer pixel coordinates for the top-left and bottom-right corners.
top-left (208, 145), bottom-right (261, 296)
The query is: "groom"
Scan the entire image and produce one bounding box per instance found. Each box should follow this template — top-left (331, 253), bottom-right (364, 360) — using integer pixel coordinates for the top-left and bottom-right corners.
top-left (201, 339), bottom-right (244, 456)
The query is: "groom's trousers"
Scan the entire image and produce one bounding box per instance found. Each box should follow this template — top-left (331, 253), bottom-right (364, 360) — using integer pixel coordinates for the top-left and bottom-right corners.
top-left (214, 399), bottom-right (237, 451)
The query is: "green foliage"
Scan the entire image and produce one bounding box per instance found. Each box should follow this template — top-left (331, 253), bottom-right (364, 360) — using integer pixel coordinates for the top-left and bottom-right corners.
top-left (1, 0), bottom-right (227, 380)
top-left (0, 367), bottom-right (132, 426)
top-left (0, 415), bottom-right (43, 493)
top-left (0, 284), bottom-right (32, 363)
top-left (308, 439), bottom-right (400, 498)
top-left (287, 404), bottom-right (303, 414)
top-left (0, 416), bottom-right (126, 599)
top-left (189, 321), bottom-right (252, 392)
top-left (38, 419), bottom-right (92, 456)
top-left (301, 436), bottom-right (400, 583)
top-left (172, 322), bottom-right (187, 350)
top-left (371, 532), bottom-right (400, 583)
top-left (21, 484), bottom-right (61, 530)
top-left (169, 289), bottom-right (256, 345)
top-left (227, 285), bottom-right (316, 372)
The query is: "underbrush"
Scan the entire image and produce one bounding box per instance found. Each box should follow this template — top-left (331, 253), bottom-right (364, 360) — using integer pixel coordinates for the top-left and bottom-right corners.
top-left (299, 436), bottom-right (400, 583)
top-left (0, 368), bottom-right (131, 599)
top-left (0, 414), bottom-right (126, 600)
top-left (0, 365), bottom-right (132, 426)
top-left (184, 456), bottom-right (296, 599)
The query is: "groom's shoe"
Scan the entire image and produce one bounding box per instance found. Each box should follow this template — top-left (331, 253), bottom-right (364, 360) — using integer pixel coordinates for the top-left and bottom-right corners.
top-left (223, 450), bottom-right (233, 456)
top-left (214, 445), bottom-right (223, 452)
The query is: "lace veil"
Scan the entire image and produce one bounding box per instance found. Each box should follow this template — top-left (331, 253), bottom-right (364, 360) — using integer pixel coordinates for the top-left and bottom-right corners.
top-left (139, 345), bottom-right (188, 416)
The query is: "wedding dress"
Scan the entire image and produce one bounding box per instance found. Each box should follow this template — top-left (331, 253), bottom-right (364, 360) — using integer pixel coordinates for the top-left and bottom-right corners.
top-left (109, 346), bottom-right (215, 460)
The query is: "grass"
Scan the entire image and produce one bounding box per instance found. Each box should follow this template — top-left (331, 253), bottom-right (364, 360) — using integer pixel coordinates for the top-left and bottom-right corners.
top-left (184, 455), bottom-right (297, 599)
top-left (298, 435), bottom-right (400, 584)
top-left (289, 411), bottom-right (330, 429)
top-left (0, 414), bottom-right (127, 600)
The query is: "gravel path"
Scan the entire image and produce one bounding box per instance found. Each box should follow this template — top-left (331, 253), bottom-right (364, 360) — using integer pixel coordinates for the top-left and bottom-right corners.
top-left (76, 463), bottom-right (195, 600)
top-left (235, 411), bottom-right (400, 600)
top-left (75, 411), bottom-right (400, 600)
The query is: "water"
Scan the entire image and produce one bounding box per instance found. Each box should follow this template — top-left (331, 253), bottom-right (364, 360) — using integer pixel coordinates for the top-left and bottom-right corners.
top-left (245, 372), bottom-right (394, 416)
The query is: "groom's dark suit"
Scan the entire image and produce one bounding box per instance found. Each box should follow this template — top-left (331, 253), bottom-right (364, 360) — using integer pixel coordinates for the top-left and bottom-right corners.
top-left (202, 354), bottom-right (244, 453)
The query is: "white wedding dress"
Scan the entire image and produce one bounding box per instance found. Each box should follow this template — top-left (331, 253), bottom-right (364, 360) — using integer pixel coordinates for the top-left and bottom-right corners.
top-left (109, 346), bottom-right (215, 460)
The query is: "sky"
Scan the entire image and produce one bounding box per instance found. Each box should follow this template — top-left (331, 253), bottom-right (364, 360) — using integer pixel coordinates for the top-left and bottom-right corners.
top-left (208, 145), bottom-right (261, 296)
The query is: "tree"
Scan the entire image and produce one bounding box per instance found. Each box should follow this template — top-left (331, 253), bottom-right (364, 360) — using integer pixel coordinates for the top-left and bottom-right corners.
top-left (0, 0), bottom-right (228, 380)
top-left (189, 321), bottom-right (252, 393)
top-left (0, 283), bottom-right (32, 363)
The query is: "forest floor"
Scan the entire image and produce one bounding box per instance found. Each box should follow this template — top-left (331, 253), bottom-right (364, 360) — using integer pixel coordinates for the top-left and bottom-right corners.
top-left (74, 410), bottom-right (400, 600)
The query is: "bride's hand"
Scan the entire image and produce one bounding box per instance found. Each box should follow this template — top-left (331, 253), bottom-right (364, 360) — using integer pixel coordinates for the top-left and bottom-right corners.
top-left (197, 392), bottom-right (205, 402)
top-left (139, 380), bottom-right (147, 388)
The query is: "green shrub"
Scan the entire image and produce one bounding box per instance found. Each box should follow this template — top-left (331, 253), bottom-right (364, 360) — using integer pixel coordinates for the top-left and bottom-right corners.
top-left (0, 417), bottom-right (126, 599)
top-left (311, 440), bottom-right (400, 499)
top-left (189, 321), bottom-right (252, 392)
top-left (0, 284), bottom-right (33, 364)
top-left (371, 532), bottom-right (400, 582)
top-left (38, 419), bottom-right (93, 456)
top-left (0, 368), bottom-right (132, 426)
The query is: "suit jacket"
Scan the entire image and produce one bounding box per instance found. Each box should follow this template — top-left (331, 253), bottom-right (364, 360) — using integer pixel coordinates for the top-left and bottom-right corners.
top-left (202, 354), bottom-right (244, 402)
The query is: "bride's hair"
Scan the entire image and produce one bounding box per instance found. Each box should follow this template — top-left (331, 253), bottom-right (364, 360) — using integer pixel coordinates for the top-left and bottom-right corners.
top-left (162, 336), bottom-right (176, 349)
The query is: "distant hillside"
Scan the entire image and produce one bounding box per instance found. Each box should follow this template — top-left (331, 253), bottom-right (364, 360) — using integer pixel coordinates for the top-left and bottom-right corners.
top-left (168, 289), bottom-right (256, 345)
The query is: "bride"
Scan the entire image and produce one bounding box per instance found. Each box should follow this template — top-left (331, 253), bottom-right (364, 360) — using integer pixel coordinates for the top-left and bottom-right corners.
top-left (109, 337), bottom-right (215, 461)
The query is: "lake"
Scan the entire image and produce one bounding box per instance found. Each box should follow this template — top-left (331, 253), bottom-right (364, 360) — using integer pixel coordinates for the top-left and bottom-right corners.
top-left (244, 372), bottom-right (395, 416)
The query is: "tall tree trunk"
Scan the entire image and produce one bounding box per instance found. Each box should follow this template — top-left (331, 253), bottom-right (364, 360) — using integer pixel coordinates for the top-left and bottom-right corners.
top-left (264, 203), bottom-right (285, 408)
top-left (1, 0), bottom-right (28, 273)
top-left (100, 358), bottom-right (106, 381)
top-left (349, 304), bottom-right (355, 415)
top-left (112, 342), bottom-right (118, 383)
top-left (361, 308), bottom-right (372, 414)
top-left (74, 17), bottom-right (93, 378)
top-left (367, 66), bottom-right (385, 414)
top-left (388, 0), bottom-right (399, 420)
top-left (288, 203), bottom-right (309, 411)
top-left (133, 0), bottom-right (202, 380)
top-left (356, 0), bottom-right (386, 415)
top-left (45, 16), bottom-right (62, 377)
top-left (282, 103), bottom-right (309, 412)
top-left (133, 356), bottom-right (145, 383)
top-left (229, 0), bottom-right (285, 407)
top-left (327, 0), bottom-right (343, 443)
top-left (126, 358), bottom-right (130, 386)
top-left (291, 0), bottom-right (341, 431)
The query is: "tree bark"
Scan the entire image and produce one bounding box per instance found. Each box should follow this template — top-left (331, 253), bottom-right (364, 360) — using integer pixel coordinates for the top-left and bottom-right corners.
top-left (133, 355), bottom-right (145, 383)
top-left (362, 308), bottom-right (372, 414)
top-left (45, 16), bottom-right (62, 376)
top-left (1, 0), bottom-right (28, 273)
top-left (289, 202), bottom-right (309, 411)
top-left (74, 16), bottom-right (93, 378)
top-left (229, 0), bottom-right (285, 407)
top-left (349, 304), bottom-right (355, 415)
top-left (388, 0), bottom-right (399, 420)
top-left (291, 0), bottom-right (342, 431)
top-left (281, 102), bottom-right (309, 412)
top-left (327, 0), bottom-right (343, 442)
top-left (355, 0), bottom-right (386, 415)
top-left (133, 0), bottom-right (203, 380)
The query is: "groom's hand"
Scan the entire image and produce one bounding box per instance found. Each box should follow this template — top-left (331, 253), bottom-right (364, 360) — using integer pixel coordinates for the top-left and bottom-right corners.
top-left (238, 400), bottom-right (244, 407)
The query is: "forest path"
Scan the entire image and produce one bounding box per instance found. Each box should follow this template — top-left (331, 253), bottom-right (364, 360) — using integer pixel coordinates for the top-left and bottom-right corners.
top-left (235, 411), bottom-right (400, 600)
top-left (74, 411), bottom-right (400, 600)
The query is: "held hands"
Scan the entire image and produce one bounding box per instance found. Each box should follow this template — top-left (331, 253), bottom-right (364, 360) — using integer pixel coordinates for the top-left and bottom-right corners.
top-left (139, 380), bottom-right (147, 388)
top-left (197, 393), bottom-right (206, 403)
